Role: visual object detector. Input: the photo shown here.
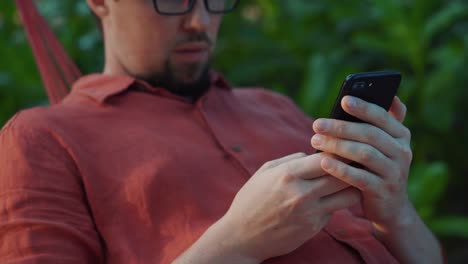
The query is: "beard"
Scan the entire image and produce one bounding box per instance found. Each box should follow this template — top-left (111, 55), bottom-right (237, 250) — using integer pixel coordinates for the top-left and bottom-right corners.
top-left (140, 59), bottom-right (212, 101)
top-left (139, 32), bottom-right (214, 101)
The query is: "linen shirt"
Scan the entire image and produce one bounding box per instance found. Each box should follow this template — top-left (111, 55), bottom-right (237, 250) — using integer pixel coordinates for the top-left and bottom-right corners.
top-left (0, 72), bottom-right (398, 263)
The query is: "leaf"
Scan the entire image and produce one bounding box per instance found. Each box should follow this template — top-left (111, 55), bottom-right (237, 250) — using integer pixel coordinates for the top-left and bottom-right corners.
top-left (407, 161), bottom-right (449, 220)
top-left (423, 2), bottom-right (468, 42)
top-left (299, 54), bottom-right (330, 115)
top-left (429, 217), bottom-right (468, 238)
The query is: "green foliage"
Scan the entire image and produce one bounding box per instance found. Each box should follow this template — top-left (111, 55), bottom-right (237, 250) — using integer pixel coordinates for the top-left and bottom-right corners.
top-left (1, 0), bottom-right (467, 261)
top-left (218, 0), bottom-right (468, 248)
top-left (430, 217), bottom-right (468, 238)
top-left (408, 161), bottom-right (449, 220)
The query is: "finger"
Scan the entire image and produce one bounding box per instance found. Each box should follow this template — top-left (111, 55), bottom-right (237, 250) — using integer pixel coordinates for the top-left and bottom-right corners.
top-left (389, 96), bottom-right (407, 123)
top-left (341, 96), bottom-right (409, 139)
top-left (313, 119), bottom-right (401, 158)
top-left (258, 152), bottom-right (307, 173)
top-left (319, 152), bottom-right (350, 164)
top-left (275, 152), bottom-right (330, 180)
top-left (321, 157), bottom-right (382, 193)
top-left (319, 187), bottom-right (362, 213)
top-left (311, 135), bottom-right (394, 177)
top-left (304, 175), bottom-right (350, 198)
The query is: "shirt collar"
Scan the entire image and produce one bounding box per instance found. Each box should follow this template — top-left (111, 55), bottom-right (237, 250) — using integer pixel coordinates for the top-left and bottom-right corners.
top-left (70, 71), bottom-right (231, 104)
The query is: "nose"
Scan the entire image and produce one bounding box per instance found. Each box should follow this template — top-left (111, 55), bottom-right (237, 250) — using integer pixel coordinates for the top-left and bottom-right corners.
top-left (183, 0), bottom-right (210, 32)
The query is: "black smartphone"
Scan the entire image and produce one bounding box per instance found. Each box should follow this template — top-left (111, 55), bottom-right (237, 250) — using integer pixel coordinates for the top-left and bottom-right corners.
top-left (329, 71), bottom-right (402, 122)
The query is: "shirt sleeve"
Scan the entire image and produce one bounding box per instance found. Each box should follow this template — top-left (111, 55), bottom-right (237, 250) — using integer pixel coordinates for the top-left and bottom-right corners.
top-left (0, 111), bottom-right (104, 263)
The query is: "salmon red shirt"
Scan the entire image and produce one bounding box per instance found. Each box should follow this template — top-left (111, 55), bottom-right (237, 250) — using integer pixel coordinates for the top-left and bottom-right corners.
top-left (0, 73), bottom-right (398, 263)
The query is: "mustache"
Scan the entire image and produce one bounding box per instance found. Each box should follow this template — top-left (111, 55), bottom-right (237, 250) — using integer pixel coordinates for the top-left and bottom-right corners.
top-left (176, 32), bottom-right (213, 46)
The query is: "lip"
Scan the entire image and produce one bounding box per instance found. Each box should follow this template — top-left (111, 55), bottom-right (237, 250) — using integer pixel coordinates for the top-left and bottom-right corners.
top-left (173, 42), bottom-right (210, 52)
top-left (172, 42), bottom-right (210, 63)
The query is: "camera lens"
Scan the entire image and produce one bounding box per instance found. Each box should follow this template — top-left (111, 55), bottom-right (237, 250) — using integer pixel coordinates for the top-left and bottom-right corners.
top-left (353, 81), bottom-right (367, 90)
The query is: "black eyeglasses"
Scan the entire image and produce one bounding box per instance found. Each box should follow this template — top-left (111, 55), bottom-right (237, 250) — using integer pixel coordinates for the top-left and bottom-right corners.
top-left (153, 0), bottom-right (240, 16)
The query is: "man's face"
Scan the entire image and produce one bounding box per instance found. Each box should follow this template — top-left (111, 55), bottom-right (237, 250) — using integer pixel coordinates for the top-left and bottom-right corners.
top-left (101, 0), bottom-right (223, 96)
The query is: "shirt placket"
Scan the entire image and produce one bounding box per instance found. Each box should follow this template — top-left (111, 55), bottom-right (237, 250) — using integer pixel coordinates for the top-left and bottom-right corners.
top-left (193, 95), bottom-right (253, 182)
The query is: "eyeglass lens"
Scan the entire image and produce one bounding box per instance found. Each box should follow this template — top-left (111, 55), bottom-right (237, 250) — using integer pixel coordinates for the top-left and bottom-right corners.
top-left (156, 0), bottom-right (238, 14)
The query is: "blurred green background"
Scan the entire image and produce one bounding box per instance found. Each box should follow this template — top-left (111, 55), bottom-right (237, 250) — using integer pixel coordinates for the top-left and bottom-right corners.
top-left (1, 0), bottom-right (468, 262)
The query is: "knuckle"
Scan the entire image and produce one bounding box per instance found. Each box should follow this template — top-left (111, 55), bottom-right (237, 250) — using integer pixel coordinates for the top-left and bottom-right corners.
top-left (360, 102), bottom-right (369, 115)
top-left (402, 127), bottom-right (412, 140)
top-left (402, 146), bottom-right (413, 162)
top-left (306, 178), bottom-right (328, 197)
top-left (280, 164), bottom-right (296, 183)
top-left (336, 163), bottom-right (348, 176)
top-left (359, 148), bottom-right (375, 163)
top-left (383, 166), bottom-right (405, 193)
top-left (336, 122), bottom-right (347, 136)
top-left (396, 143), bottom-right (413, 162)
top-left (331, 137), bottom-right (342, 152)
top-left (335, 164), bottom-right (357, 185)
top-left (377, 112), bottom-right (389, 125)
top-left (280, 173), bottom-right (295, 185)
top-left (366, 126), bottom-right (380, 142)
top-left (355, 175), bottom-right (370, 190)
top-left (289, 193), bottom-right (309, 211)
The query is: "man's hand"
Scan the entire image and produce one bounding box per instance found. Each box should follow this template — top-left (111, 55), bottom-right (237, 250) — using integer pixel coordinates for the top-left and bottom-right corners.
top-left (180, 152), bottom-right (361, 263)
top-left (311, 96), bottom-right (412, 231)
top-left (311, 96), bottom-right (443, 263)
top-left (220, 152), bottom-right (361, 262)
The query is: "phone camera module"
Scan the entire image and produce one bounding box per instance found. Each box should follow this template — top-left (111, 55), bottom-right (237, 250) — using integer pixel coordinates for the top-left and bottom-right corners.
top-left (353, 81), bottom-right (367, 90)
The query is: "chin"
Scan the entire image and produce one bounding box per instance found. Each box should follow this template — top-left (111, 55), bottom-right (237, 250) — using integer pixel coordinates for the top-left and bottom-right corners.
top-left (173, 62), bottom-right (209, 82)
top-left (139, 60), bottom-right (211, 98)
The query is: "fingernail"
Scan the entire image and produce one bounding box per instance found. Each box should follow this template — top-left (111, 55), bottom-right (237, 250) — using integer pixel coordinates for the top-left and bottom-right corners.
top-left (311, 134), bottom-right (323, 147)
top-left (314, 120), bottom-right (329, 132)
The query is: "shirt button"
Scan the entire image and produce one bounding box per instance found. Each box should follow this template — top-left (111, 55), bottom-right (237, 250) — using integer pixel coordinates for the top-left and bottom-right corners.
top-left (231, 145), bottom-right (242, 152)
top-left (337, 229), bottom-right (346, 236)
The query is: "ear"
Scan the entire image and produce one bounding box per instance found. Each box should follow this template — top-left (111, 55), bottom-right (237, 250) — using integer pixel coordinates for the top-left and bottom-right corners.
top-left (86, 0), bottom-right (109, 19)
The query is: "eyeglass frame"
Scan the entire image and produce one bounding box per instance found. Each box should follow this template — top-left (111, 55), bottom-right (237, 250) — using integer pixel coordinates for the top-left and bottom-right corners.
top-left (152, 0), bottom-right (240, 16)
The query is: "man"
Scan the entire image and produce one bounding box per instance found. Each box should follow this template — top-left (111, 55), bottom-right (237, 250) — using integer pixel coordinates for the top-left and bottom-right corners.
top-left (0, 0), bottom-right (443, 263)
